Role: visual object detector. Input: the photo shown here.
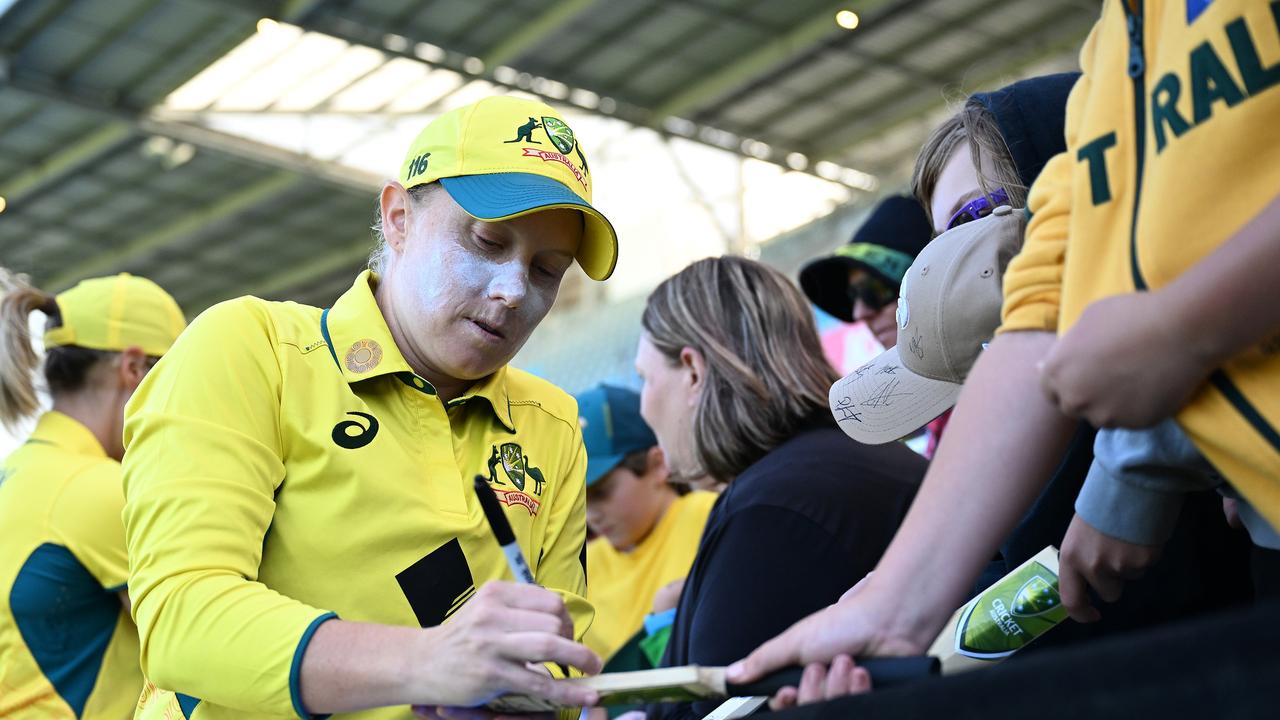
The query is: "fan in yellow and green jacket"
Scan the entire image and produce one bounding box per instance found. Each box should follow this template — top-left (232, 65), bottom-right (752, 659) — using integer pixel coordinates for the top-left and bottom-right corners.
top-left (1003, 0), bottom-right (1280, 526)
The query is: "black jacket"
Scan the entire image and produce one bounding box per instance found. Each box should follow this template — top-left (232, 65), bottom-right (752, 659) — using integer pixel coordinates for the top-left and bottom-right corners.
top-left (646, 419), bottom-right (925, 720)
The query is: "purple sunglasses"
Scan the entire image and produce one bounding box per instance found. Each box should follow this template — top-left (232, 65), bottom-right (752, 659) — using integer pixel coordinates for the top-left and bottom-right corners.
top-left (947, 188), bottom-right (1010, 230)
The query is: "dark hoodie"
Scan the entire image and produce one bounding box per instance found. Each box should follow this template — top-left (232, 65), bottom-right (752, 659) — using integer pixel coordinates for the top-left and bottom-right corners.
top-left (970, 72), bottom-right (1079, 190)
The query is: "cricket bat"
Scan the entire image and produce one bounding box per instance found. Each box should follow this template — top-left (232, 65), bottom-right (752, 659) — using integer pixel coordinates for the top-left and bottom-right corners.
top-left (926, 545), bottom-right (1068, 673)
top-left (486, 657), bottom-right (938, 713)
top-left (489, 547), bottom-right (1065, 714)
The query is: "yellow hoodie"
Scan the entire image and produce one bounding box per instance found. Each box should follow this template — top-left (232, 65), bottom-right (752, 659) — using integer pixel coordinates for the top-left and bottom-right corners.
top-left (1002, 0), bottom-right (1280, 525)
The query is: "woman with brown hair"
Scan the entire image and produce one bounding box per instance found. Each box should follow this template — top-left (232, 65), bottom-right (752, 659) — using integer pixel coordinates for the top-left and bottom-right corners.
top-left (0, 269), bottom-right (184, 719)
top-left (634, 256), bottom-right (925, 720)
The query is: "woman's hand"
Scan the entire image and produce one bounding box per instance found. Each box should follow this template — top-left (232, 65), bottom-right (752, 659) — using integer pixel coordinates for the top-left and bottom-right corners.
top-left (408, 582), bottom-right (602, 708)
top-left (725, 583), bottom-right (924, 691)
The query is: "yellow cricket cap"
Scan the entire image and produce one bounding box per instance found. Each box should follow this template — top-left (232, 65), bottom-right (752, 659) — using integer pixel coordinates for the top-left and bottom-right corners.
top-left (398, 95), bottom-right (618, 281)
top-left (44, 273), bottom-right (186, 356)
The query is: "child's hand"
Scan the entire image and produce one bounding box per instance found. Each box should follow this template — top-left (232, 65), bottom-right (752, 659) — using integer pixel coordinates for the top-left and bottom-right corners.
top-left (1058, 513), bottom-right (1163, 623)
top-left (1038, 292), bottom-right (1214, 428)
top-left (651, 578), bottom-right (685, 613)
top-left (767, 655), bottom-right (872, 711)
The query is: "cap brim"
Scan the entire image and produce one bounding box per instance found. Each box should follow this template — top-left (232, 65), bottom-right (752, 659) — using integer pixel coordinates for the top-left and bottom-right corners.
top-left (828, 346), bottom-right (960, 444)
top-left (799, 255), bottom-right (898, 322)
top-left (799, 255), bottom-right (856, 321)
top-left (441, 173), bottom-right (618, 281)
top-left (584, 452), bottom-right (626, 488)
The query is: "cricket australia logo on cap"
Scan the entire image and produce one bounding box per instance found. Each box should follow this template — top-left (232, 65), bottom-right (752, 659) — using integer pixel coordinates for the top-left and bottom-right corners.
top-left (505, 115), bottom-right (590, 190)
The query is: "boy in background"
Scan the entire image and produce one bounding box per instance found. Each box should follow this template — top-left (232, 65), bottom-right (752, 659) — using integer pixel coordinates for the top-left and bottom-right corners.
top-left (577, 384), bottom-right (716, 667)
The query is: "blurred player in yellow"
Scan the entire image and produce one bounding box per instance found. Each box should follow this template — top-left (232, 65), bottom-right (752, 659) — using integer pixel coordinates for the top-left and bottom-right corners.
top-left (121, 96), bottom-right (618, 718)
top-left (0, 270), bottom-right (185, 718)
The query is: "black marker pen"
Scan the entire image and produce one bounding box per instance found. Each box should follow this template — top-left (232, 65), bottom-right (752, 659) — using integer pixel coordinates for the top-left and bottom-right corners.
top-left (474, 474), bottom-right (536, 584)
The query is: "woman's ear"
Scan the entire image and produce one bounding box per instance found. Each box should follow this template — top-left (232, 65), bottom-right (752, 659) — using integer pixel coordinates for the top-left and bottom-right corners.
top-left (379, 182), bottom-right (412, 253)
top-left (678, 345), bottom-right (707, 401)
top-left (116, 346), bottom-right (149, 391)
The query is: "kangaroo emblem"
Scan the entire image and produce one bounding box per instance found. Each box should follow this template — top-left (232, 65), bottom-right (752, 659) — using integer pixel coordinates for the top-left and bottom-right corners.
top-left (504, 117), bottom-right (542, 144)
top-left (487, 446), bottom-right (505, 485)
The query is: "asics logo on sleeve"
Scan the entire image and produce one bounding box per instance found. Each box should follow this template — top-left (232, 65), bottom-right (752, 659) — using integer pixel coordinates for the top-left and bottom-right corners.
top-left (332, 412), bottom-right (379, 449)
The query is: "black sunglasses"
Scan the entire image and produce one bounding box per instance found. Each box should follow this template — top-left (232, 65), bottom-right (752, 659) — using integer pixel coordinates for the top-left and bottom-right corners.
top-left (846, 273), bottom-right (898, 311)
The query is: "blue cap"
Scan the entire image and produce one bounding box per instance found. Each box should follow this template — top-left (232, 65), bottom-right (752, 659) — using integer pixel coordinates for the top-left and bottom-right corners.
top-left (575, 384), bottom-right (658, 487)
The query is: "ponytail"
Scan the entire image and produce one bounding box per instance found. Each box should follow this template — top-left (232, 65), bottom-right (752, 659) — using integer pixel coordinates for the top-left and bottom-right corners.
top-left (0, 269), bottom-right (56, 432)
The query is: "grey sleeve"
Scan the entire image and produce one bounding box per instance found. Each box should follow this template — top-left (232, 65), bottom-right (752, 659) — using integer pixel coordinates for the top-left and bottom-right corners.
top-left (1074, 418), bottom-right (1221, 545)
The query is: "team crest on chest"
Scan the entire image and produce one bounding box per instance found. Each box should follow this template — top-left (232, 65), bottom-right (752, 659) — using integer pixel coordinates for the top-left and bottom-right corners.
top-left (485, 442), bottom-right (546, 515)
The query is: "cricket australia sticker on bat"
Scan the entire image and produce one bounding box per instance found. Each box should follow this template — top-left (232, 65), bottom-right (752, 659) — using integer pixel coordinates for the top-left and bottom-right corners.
top-left (928, 546), bottom-right (1067, 673)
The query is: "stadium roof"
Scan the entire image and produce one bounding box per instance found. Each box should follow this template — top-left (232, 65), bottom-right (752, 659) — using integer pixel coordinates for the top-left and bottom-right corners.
top-left (0, 0), bottom-right (1095, 314)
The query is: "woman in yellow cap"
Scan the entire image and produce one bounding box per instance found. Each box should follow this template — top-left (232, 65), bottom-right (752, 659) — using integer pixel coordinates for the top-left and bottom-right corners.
top-left (0, 269), bottom-right (185, 719)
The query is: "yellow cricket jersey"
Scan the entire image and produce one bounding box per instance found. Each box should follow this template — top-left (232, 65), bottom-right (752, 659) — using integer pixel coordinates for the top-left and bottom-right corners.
top-left (121, 271), bottom-right (592, 719)
top-left (0, 411), bottom-right (141, 719)
top-left (1001, 0), bottom-right (1280, 525)
top-left (583, 491), bottom-right (716, 661)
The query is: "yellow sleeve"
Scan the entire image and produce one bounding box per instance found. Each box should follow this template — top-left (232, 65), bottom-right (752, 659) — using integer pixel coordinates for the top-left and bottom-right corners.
top-left (122, 298), bottom-right (334, 719)
top-left (534, 425), bottom-right (593, 651)
top-left (1000, 10), bottom-right (1102, 333)
top-left (49, 460), bottom-right (129, 590)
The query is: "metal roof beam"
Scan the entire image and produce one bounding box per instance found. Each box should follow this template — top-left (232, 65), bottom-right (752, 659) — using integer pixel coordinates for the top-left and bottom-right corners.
top-left (652, 0), bottom-right (884, 120)
top-left (279, 0), bottom-right (328, 24)
top-left (202, 1), bottom-right (859, 185)
top-left (115, 4), bottom-right (254, 107)
top-left (5, 73), bottom-right (378, 195)
top-left (595, 5), bottom-right (727, 92)
top-left (812, 6), bottom-right (1092, 159)
top-left (0, 0), bottom-right (75, 54)
top-left (539, 2), bottom-right (654, 78)
top-left (139, 114), bottom-right (381, 192)
top-left (54, 0), bottom-right (166, 86)
top-left (193, 237), bottom-right (373, 309)
top-left (0, 122), bottom-right (134, 203)
top-left (722, 0), bottom-right (956, 138)
top-left (482, 0), bottom-right (598, 68)
top-left (43, 172), bottom-right (299, 292)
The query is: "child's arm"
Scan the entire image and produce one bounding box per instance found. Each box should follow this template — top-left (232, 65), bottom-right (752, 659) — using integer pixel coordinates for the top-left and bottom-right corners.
top-left (1040, 193), bottom-right (1280, 428)
top-left (1058, 419), bottom-right (1220, 622)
